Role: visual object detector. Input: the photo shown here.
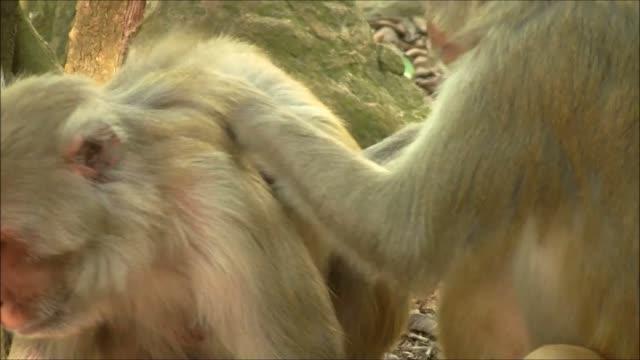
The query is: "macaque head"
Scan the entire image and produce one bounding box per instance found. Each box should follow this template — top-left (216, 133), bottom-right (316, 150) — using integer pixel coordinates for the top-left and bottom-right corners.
top-left (424, 0), bottom-right (489, 64)
top-left (0, 75), bottom-right (155, 338)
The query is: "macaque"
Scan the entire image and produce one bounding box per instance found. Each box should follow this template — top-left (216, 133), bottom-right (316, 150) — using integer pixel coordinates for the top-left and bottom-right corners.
top-left (363, 122), bottom-right (422, 165)
top-left (224, 1), bottom-right (639, 359)
top-left (0, 35), bottom-right (408, 359)
top-left (424, 0), bottom-right (488, 64)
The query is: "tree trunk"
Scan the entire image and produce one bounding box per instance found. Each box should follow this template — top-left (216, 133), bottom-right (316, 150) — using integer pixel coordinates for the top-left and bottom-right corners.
top-left (65, 0), bottom-right (144, 82)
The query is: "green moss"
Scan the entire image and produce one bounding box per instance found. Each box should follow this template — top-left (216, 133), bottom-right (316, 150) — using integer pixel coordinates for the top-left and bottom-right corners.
top-left (13, 5), bottom-right (61, 75)
top-left (134, 0), bottom-right (430, 147)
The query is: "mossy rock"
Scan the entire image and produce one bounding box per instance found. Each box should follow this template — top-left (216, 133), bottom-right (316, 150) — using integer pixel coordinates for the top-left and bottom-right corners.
top-left (135, 0), bottom-right (429, 146)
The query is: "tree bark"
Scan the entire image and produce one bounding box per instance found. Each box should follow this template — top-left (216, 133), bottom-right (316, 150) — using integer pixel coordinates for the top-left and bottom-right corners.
top-left (65, 0), bottom-right (145, 82)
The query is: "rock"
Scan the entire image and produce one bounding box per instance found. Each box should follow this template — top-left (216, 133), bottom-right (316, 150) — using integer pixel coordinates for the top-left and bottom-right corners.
top-left (374, 26), bottom-right (400, 44)
top-left (408, 311), bottom-right (439, 336)
top-left (412, 56), bottom-right (431, 67)
top-left (408, 332), bottom-right (431, 343)
top-left (415, 67), bottom-right (437, 78)
top-left (415, 77), bottom-right (440, 94)
top-left (411, 16), bottom-right (427, 34)
top-left (405, 47), bottom-right (430, 59)
top-left (369, 18), bottom-right (407, 35)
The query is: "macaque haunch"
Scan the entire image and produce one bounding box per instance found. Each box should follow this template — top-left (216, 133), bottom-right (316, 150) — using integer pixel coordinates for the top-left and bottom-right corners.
top-left (225, 1), bottom-right (639, 359)
top-left (0, 35), bottom-right (408, 359)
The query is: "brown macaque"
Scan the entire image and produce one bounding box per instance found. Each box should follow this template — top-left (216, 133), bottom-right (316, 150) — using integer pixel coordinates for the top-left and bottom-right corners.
top-left (225, 1), bottom-right (639, 359)
top-left (0, 35), bottom-right (408, 359)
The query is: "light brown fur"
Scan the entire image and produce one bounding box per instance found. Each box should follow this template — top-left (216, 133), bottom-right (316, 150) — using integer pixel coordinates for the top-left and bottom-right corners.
top-left (0, 35), bottom-right (408, 359)
top-left (225, 1), bottom-right (639, 359)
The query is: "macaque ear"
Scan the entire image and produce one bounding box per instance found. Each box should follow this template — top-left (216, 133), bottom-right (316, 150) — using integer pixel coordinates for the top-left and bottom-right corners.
top-left (63, 123), bottom-right (122, 181)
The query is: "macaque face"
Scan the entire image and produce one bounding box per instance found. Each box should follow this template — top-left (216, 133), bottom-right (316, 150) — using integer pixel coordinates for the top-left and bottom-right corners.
top-left (0, 76), bottom-right (130, 338)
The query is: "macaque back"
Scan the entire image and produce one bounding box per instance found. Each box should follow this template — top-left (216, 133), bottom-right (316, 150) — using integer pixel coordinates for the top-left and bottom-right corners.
top-left (0, 35), bottom-right (408, 359)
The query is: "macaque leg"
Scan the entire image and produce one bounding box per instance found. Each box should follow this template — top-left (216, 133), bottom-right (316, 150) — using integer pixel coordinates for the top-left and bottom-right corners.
top-left (241, 263), bottom-right (346, 359)
top-left (438, 237), bottom-right (531, 359)
top-left (327, 256), bottom-right (408, 358)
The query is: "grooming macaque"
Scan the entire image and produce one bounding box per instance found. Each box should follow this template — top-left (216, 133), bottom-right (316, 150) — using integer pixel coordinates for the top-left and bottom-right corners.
top-left (225, 1), bottom-right (639, 359)
top-left (0, 35), bottom-right (408, 359)
top-left (424, 1), bottom-right (487, 64)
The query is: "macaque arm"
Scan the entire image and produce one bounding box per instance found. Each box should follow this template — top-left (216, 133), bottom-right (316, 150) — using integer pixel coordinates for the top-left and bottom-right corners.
top-left (229, 51), bottom-right (524, 288)
top-left (230, 99), bottom-right (438, 285)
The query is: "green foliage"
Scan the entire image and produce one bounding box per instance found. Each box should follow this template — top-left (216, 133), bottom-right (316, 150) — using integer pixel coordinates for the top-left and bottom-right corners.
top-left (14, 5), bottom-right (62, 75)
top-left (20, 0), bottom-right (76, 64)
top-left (0, 0), bottom-right (61, 79)
top-left (1, 0), bottom-right (19, 79)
